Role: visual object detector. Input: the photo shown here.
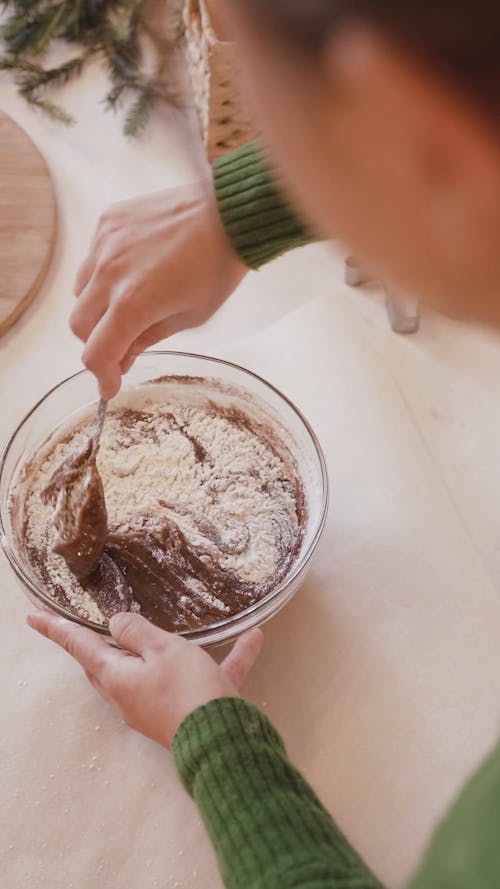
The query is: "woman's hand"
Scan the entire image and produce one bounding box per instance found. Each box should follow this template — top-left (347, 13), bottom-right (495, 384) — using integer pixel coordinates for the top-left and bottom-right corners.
top-left (28, 611), bottom-right (263, 749)
top-left (71, 181), bottom-right (248, 400)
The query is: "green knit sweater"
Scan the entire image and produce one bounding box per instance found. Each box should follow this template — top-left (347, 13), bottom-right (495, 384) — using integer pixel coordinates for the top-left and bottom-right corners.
top-left (173, 698), bottom-right (500, 889)
top-left (213, 141), bottom-right (314, 269)
top-left (172, 143), bottom-right (500, 889)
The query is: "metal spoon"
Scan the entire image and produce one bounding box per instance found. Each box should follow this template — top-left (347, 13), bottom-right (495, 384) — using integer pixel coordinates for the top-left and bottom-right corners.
top-left (91, 398), bottom-right (108, 451)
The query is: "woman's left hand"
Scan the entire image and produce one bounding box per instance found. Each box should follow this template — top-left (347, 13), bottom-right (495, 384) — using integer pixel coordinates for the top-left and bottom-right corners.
top-left (27, 611), bottom-right (263, 749)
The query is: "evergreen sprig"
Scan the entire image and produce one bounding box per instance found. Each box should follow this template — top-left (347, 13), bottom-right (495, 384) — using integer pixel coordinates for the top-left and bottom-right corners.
top-left (0, 0), bottom-right (183, 136)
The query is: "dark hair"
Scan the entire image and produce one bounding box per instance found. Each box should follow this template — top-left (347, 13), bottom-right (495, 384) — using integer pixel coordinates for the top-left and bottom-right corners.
top-left (240, 0), bottom-right (500, 117)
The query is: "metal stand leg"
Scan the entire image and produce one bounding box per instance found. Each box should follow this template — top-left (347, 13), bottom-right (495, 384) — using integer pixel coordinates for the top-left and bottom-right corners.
top-left (344, 257), bottom-right (420, 335)
top-left (386, 294), bottom-right (420, 335)
top-left (344, 256), bottom-right (372, 288)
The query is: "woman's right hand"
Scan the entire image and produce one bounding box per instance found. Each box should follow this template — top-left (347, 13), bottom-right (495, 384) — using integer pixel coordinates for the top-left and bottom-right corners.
top-left (71, 180), bottom-right (248, 399)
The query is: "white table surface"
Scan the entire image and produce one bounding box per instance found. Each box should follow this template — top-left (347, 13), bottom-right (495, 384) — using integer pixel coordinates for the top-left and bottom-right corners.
top-left (2, 66), bottom-right (500, 889)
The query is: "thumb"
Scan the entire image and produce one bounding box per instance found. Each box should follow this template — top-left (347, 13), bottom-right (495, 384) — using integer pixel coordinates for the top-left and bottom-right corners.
top-left (221, 629), bottom-right (263, 690)
top-left (109, 612), bottom-right (169, 655)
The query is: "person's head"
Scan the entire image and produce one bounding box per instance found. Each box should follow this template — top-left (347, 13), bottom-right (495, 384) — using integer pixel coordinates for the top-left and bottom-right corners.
top-left (222, 0), bottom-right (500, 325)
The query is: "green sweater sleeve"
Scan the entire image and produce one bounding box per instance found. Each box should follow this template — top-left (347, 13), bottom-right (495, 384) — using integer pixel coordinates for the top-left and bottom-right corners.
top-left (407, 736), bottom-right (500, 889)
top-left (173, 697), bottom-right (384, 889)
top-left (212, 142), bottom-right (315, 270)
top-left (173, 697), bottom-right (500, 889)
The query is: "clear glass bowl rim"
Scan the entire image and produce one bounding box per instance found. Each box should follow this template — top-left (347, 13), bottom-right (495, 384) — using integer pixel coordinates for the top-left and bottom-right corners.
top-left (0, 351), bottom-right (329, 646)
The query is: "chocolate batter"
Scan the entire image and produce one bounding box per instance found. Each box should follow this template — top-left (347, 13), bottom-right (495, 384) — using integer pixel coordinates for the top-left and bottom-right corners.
top-left (99, 514), bottom-right (259, 631)
top-left (41, 438), bottom-right (108, 580)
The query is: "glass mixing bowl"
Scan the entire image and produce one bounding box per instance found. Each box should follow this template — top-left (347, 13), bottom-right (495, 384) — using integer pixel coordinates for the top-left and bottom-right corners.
top-left (0, 352), bottom-right (328, 647)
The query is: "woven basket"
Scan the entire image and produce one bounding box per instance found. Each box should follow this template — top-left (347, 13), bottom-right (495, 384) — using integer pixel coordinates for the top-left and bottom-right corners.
top-left (184, 0), bottom-right (260, 161)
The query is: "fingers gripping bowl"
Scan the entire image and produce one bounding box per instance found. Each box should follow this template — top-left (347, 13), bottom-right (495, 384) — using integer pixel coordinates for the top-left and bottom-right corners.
top-left (0, 353), bottom-right (328, 647)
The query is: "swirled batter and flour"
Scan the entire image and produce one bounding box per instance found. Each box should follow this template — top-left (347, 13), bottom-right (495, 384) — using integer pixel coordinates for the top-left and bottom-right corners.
top-left (13, 378), bottom-right (306, 631)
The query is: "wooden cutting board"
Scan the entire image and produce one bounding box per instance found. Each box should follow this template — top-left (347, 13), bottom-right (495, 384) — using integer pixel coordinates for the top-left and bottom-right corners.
top-left (0, 111), bottom-right (57, 336)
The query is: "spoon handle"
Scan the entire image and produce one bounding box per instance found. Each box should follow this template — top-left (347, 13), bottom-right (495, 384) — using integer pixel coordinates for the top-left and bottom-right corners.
top-left (92, 398), bottom-right (108, 449)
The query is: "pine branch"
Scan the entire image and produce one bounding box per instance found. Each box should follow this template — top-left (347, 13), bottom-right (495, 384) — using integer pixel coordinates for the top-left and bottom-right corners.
top-left (20, 91), bottom-right (75, 124)
top-left (1, 0), bottom-right (45, 15)
top-left (0, 0), bottom-right (184, 135)
top-left (0, 56), bottom-right (39, 73)
top-left (103, 79), bottom-right (128, 110)
top-left (123, 83), bottom-right (153, 137)
top-left (2, 3), bottom-right (71, 55)
top-left (34, 2), bottom-right (69, 54)
top-left (19, 54), bottom-right (87, 90)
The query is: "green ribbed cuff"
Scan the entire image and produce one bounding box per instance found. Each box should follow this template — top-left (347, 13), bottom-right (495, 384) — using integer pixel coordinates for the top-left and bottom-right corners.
top-left (213, 142), bottom-right (315, 270)
top-left (173, 697), bottom-right (284, 797)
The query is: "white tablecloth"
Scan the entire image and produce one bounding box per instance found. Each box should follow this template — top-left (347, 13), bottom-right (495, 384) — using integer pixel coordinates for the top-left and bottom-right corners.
top-left (2, 67), bottom-right (500, 889)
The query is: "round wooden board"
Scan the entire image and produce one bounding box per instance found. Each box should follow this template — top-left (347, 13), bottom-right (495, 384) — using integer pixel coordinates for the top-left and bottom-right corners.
top-left (0, 111), bottom-right (57, 336)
